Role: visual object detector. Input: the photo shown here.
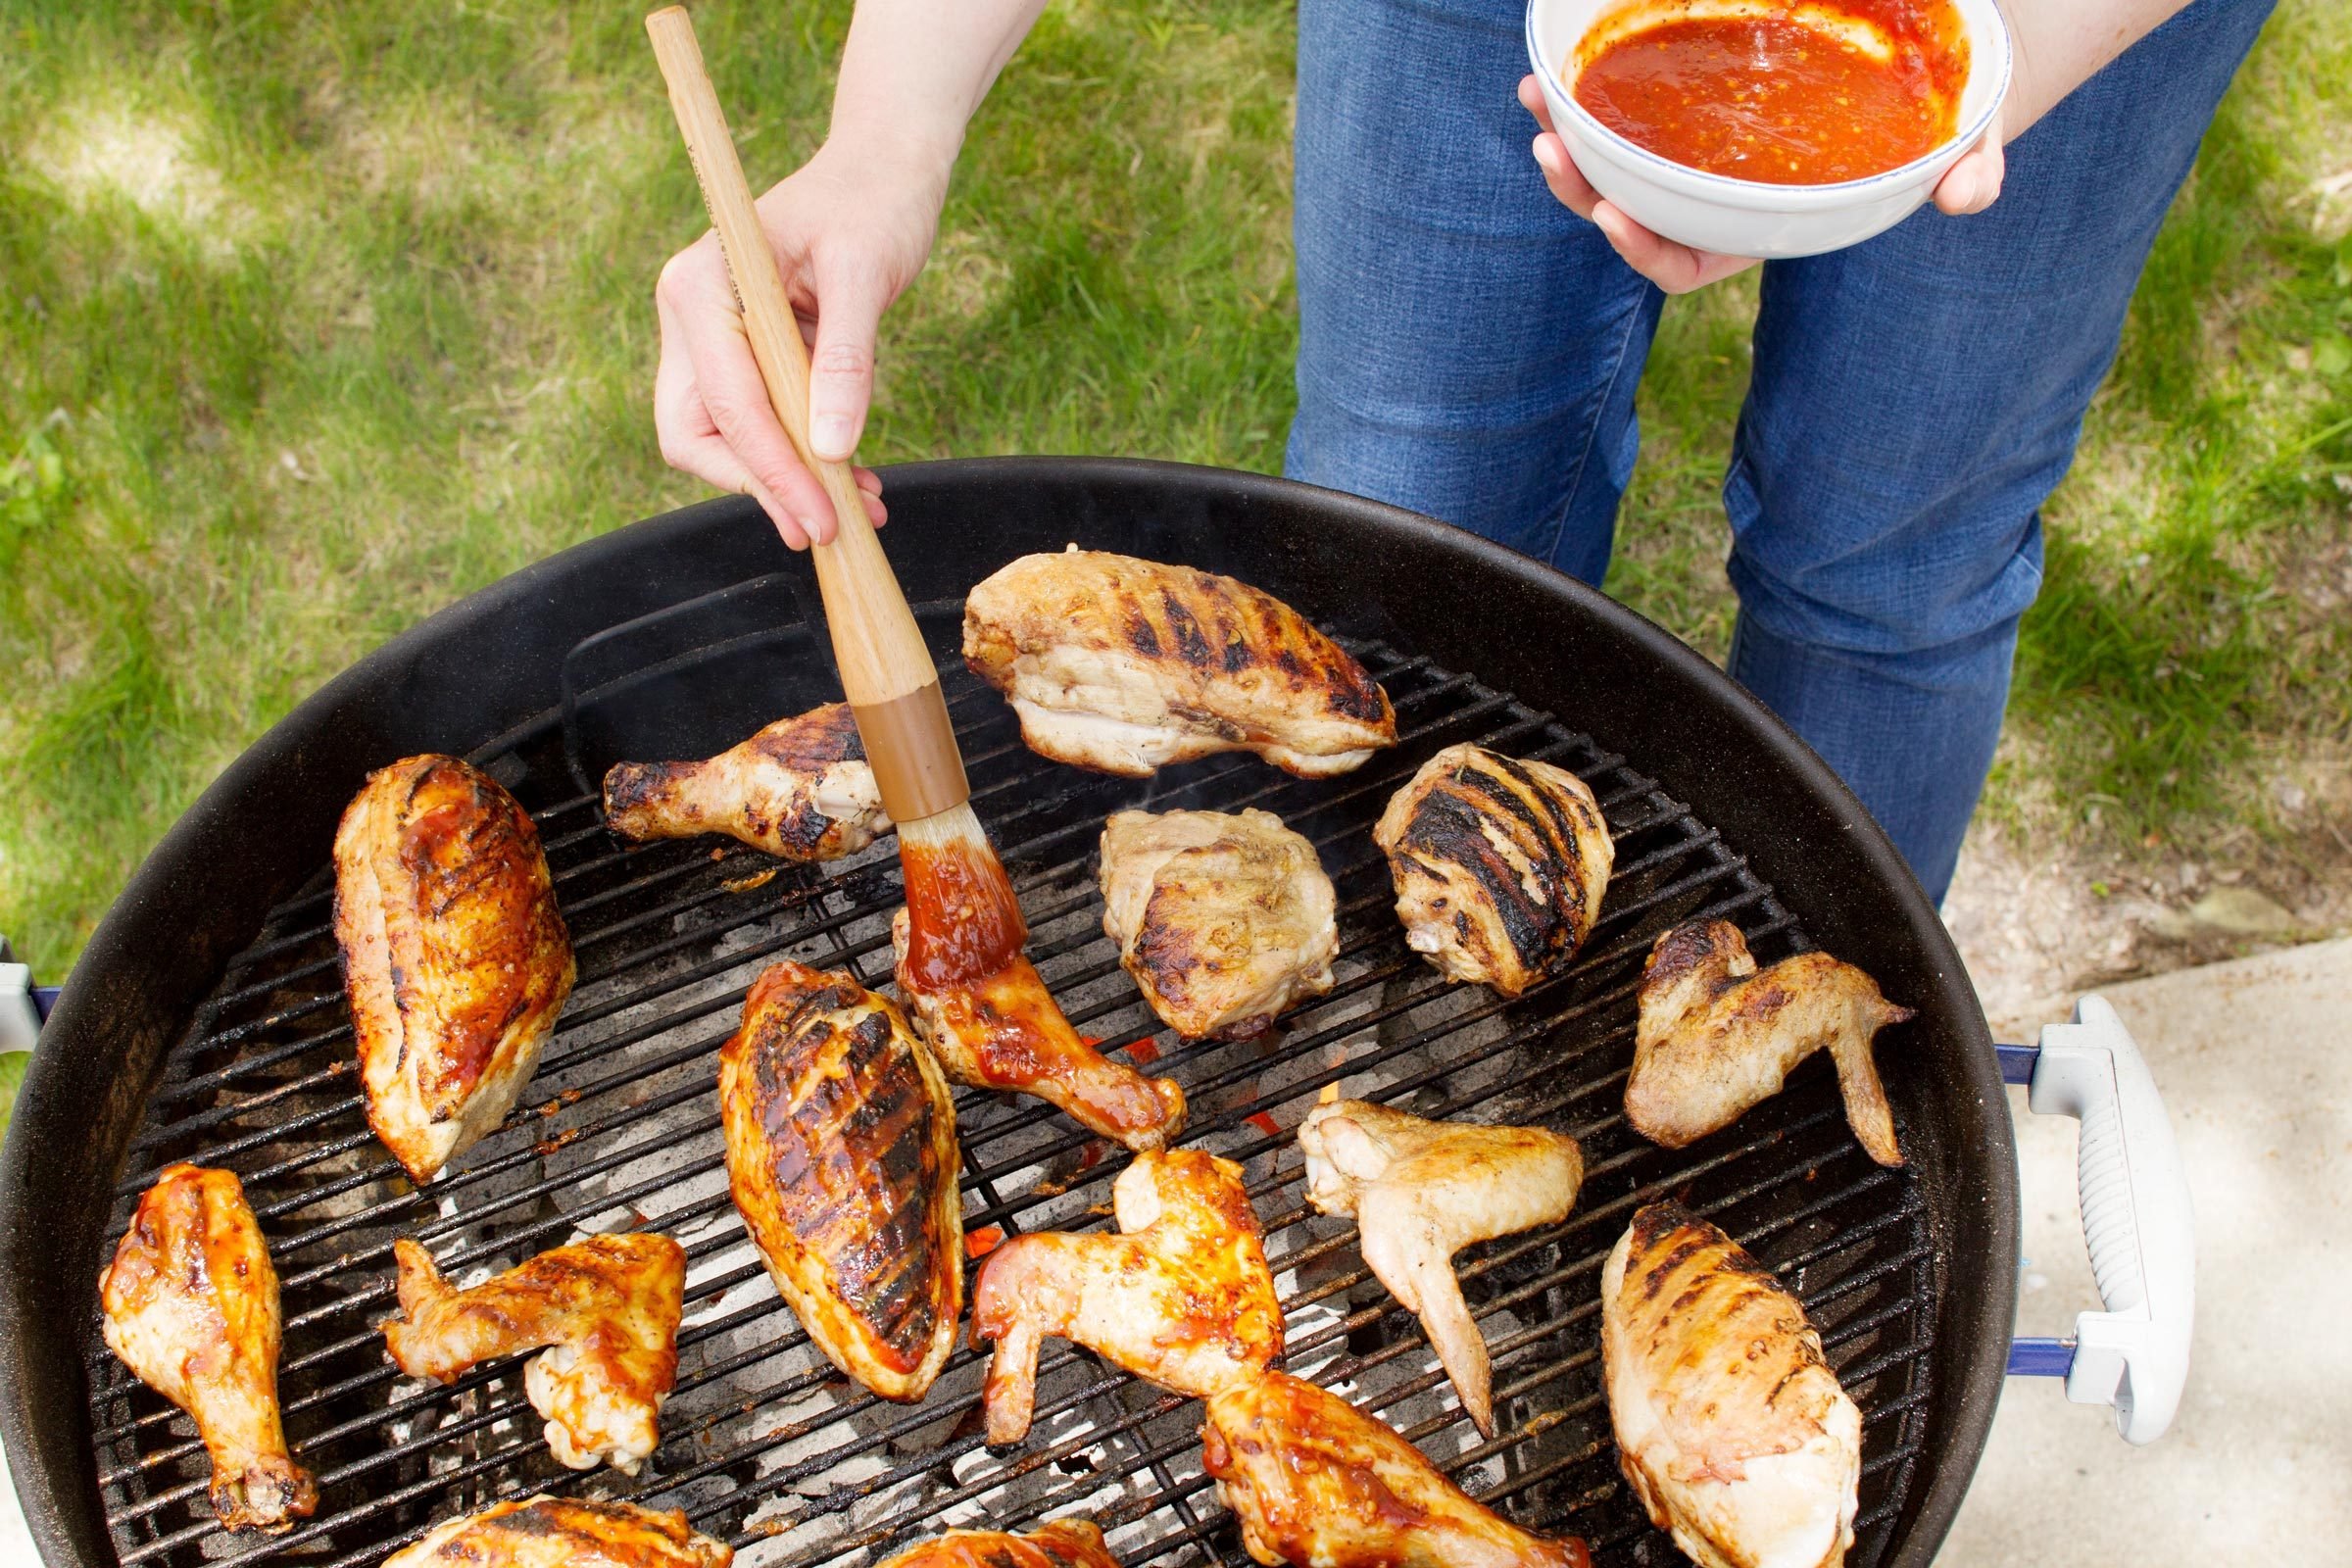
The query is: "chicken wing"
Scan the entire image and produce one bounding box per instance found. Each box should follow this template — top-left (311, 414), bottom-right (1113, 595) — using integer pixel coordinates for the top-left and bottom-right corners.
top-left (334, 754), bottom-right (574, 1183)
top-left (963, 549), bottom-right (1396, 778)
top-left (1202, 1371), bottom-right (1591, 1568)
top-left (970, 1148), bottom-right (1281, 1445)
top-left (720, 961), bottom-right (963, 1401)
top-left (892, 906), bottom-right (1186, 1152)
top-left (878, 1520), bottom-right (1124, 1568)
top-left (381, 1494), bottom-right (731, 1568)
top-left (1602, 1204), bottom-right (1861, 1568)
top-left (1374, 745), bottom-right (1613, 998)
top-left (98, 1163), bottom-right (316, 1533)
top-left (1627, 921), bottom-right (1912, 1166)
top-left (603, 702), bottom-right (889, 861)
top-left (1298, 1095), bottom-right (1583, 1436)
top-left (1099, 808), bottom-right (1337, 1040)
top-left (380, 1231), bottom-right (684, 1473)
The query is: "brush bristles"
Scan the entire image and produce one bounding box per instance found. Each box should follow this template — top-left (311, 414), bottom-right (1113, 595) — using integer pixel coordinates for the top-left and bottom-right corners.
top-left (898, 804), bottom-right (1029, 990)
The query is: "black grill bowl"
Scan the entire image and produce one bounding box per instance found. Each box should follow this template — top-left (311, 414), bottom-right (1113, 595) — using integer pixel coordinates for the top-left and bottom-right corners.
top-left (0, 458), bottom-right (2015, 1568)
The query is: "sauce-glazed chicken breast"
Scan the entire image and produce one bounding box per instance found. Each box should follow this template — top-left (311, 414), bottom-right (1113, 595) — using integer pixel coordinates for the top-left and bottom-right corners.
top-left (603, 702), bottom-right (889, 861)
top-left (381, 1494), bottom-right (731, 1568)
top-left (1099, 808), bottom-right (1337, 1040)
top-left (1628, 921), bottom-right (1912, 1167)
top-left (963, 549), bottom-right (1396, 778)
top-left (720, 961), bottom-right (963, 1401)
top-left (878, 1521), bottom-right (1124, 1568)
top-left (380, 1232), bottom-right (684, 1474)
top-left (99, 1164), bottom-right (316, 1533)
top-left (1374, 745), bottom-right (1613, 998)
top-left (970, 1148), bottom-right (1281, 1445)
top-left (1602, 1205), bottom-right (1861, 1568)
top-left (1202, 1371), bottom-right (1592, 1568)
top-left (334, 755), bottom-right (574, 1184)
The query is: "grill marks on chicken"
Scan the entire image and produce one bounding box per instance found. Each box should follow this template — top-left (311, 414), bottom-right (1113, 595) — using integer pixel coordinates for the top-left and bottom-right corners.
top-left (1375, 745), bottom-right (1614, 998)
top-left (380, 1232), bottom-right (684, 1474)
top-left (963, 550), bottom-right (1396, 778)
top-left (877, 1521), bottom-right (1125, 1568)
top-left (719, 961), bottom-right (963, 1401)
top-left (381, 1494), bottom-right (732, 1568)
top-left (602, 702), bottom-right (889, 861)
top-left (1603, 1205), bottom-right (1861, 1568)
top-left (99, 1164), bottom-right (316, 1533)
top-left (970, 1149), bottom-right (1282, 1446)
top-left (334, 755), bottom-right (575, 1184)
top-left (1099, 808), bottom-right (1337, 1040)
top-left (1629, 921), bottom-right (1912, 1166)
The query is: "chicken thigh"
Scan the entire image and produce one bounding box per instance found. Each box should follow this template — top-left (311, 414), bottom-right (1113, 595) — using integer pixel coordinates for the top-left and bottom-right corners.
top-left (99, 1163), bottom-right (316, 1533)
top-left (381, 1494), bottom-right (731, 1568)
top-left (335, 754), bottom-right (574, 1183)
top-left (878, 1520), bottom-right (1124, 1568)
top-left (1298, 1094), bottom-right (1583, 1436)
top-left (970, 1148), bottom-right (1281, 1445)
top-left (603, 702), bottom-right (889, 861)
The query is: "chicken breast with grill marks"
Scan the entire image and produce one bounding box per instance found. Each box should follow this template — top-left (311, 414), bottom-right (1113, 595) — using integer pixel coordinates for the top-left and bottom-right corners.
top-left (963, 549), bottom-right (1396, 778)
top-left (603, 702), bottom-right (888, 861)
top-left (877, 1520), bottom-right (1124, 1568)
top-left (381, 1494), bottom-right (731, 1568)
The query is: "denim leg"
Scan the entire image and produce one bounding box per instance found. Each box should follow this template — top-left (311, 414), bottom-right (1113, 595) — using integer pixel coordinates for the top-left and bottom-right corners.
top-left (1726, 0), bottom-right (2277, 903)
top-left (1288, 0), bottom-right (1660, 586)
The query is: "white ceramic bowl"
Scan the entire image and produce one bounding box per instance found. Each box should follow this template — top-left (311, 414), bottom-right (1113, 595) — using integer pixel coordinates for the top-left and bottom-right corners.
top-left (1525, 0), bottom-right (2011, 259)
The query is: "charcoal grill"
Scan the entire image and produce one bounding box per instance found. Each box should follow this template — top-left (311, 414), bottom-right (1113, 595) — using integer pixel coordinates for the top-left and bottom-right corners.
top-left (0, 458), bottom-right (2183, 1568)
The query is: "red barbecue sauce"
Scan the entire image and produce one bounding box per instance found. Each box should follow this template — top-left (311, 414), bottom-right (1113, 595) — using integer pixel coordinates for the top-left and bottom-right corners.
top-left (899, 840), bottom-right (1029, 992)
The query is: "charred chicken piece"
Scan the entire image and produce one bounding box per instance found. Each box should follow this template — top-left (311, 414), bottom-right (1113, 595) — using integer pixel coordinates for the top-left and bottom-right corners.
top-left (720, 961), bottom-right (963, 1401)
top-left (1202, 1371), bottom-right (1592, 1568)
top-left (1628, 921), bottom-right (1912, 1167)
top-left (970, 1149), bottom-right (1281, 1445)
top-left (99, 1164), bottom-right (316, 1533)
top-left (1099, 808), bottom-right (1337, 1040)
top-left (381, 1494), bottom-right (731, 1568)
top-left (1603, 1204), bottom-right (1862, 1568)
top-left (1374, 745), bottom-right (1614, 998)
top-left (892, 907), bottom-right (1186, 1152)
top-left (963, 549), bottom-right (1396, 778)
top-left (380, 1231), bottom-right (684, 1474)
top-left (877, 1520), bottom-right (1124, 1568)
top-left (1298, 1095), bottom-right (1583, 1437)
top-left (602, 702), bottom-right (889, 862)
top-left (334, 754), bottom-right (575, 1183)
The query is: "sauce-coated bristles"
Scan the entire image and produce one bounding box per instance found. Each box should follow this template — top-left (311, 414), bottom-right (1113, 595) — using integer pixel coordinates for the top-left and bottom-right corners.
top-left (898, 805), bottom-right (1029, 991)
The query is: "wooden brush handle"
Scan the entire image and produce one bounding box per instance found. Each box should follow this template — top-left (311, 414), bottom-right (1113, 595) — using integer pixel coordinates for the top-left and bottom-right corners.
top-left (646, 5), bottom-right (967, 822)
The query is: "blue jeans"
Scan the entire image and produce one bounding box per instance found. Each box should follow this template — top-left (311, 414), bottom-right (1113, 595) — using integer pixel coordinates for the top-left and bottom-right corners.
top-left (1289, 0), bottom-right (2275, 904)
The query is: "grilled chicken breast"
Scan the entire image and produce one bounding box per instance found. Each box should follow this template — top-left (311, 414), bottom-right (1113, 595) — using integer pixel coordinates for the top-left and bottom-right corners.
top-left (1099, 808), bottom-right (1337, 1040)
top-left (380, 1232), bottom-right (684, 1474)
top-left (720, 961), bottom-right (963, 1401)
top-left (1298, 1095), bottom-right (1583, 1437)
top-left (1602, 1205), bottom-right (1861, 1568)
top-left (1374, 746), bottom-right (1613, 998)
top-left (603, 702), bottom-right (889, 861)
top-left (1202, 1371), bottom-right (1591, 1568)
top-left (99, 1164), bottom-right (316, 1533)
top-left (381, 1494), bottom-right (731, 1568)
top-left (970, 1148), bottom-right (1282, 1445)
top-left (963, 549), bottom-right (1396, 778)
top-left (1628, 921), bottom-right (1912, 1167)
top-left (334, 755), bottom-right (574, 1184)
top-left (878, 1521), bottom-right (1124, 1568)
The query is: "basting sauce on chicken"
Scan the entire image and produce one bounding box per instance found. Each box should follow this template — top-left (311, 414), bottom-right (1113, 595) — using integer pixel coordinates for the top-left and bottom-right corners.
top-left (602, 702), bottom-right (889, 861)
top-left (379, 1231), bottom-right (685, 1474)
top-left (380, 1494), bottom-right (732, 1568)
top-left (98, 1164), bottom-right (317, 1533)
top-left (962, 549), bottom-right (1396, 778)
top-left (334, 754), bottom-right (575, 1184)
top-left (876, 1520), bottom-right (1125, 1568)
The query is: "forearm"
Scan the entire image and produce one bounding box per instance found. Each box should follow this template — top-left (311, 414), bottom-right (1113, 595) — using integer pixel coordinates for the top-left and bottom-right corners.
top-left (828, 0), bottom-right (1050, 180)
top-left (2003, 0), bottom-right (2197, 135)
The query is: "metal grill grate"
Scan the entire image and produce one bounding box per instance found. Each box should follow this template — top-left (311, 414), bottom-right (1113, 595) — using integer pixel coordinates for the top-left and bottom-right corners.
top-left (84, 606), bottom-right (1936, 1568)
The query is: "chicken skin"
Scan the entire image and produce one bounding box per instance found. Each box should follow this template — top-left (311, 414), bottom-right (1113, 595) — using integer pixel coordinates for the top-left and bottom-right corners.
top-left (603, 702), bottom-right (889, 861)
top-left (334, 754), bottom-right (575, 1183)
top-left (1602, 1205), bottom-right (1862, 1568)
top-left (1374, 746), bottom-right (1614, 998)
top-left (1099, 808), bottom-right (1337, 1040)
top-left (892, 907), bottom-right (1187, 1152)
top-left (963, 549), bottom-right (1396, 778)
top-left (1627, 921), bottom-right (1912, 1167)
top-left (720, 961), bottom-right (963, 1401)
top-left (1298, 1094), bottom-right (1583, 1437)
top-left (1202, 1371), bottom-right (1591, 1568)
top-left (380, 1231), bottom-right (684, 1474)
top-left (878, 1521), bottom-right (1124, 1568)
top-left (98, 1164), bottom-right (316, 1533)
top-left (970, 1148), bottom-right (1281, 1445)
top-left (381, 1494), bottom-right (731, 1568)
